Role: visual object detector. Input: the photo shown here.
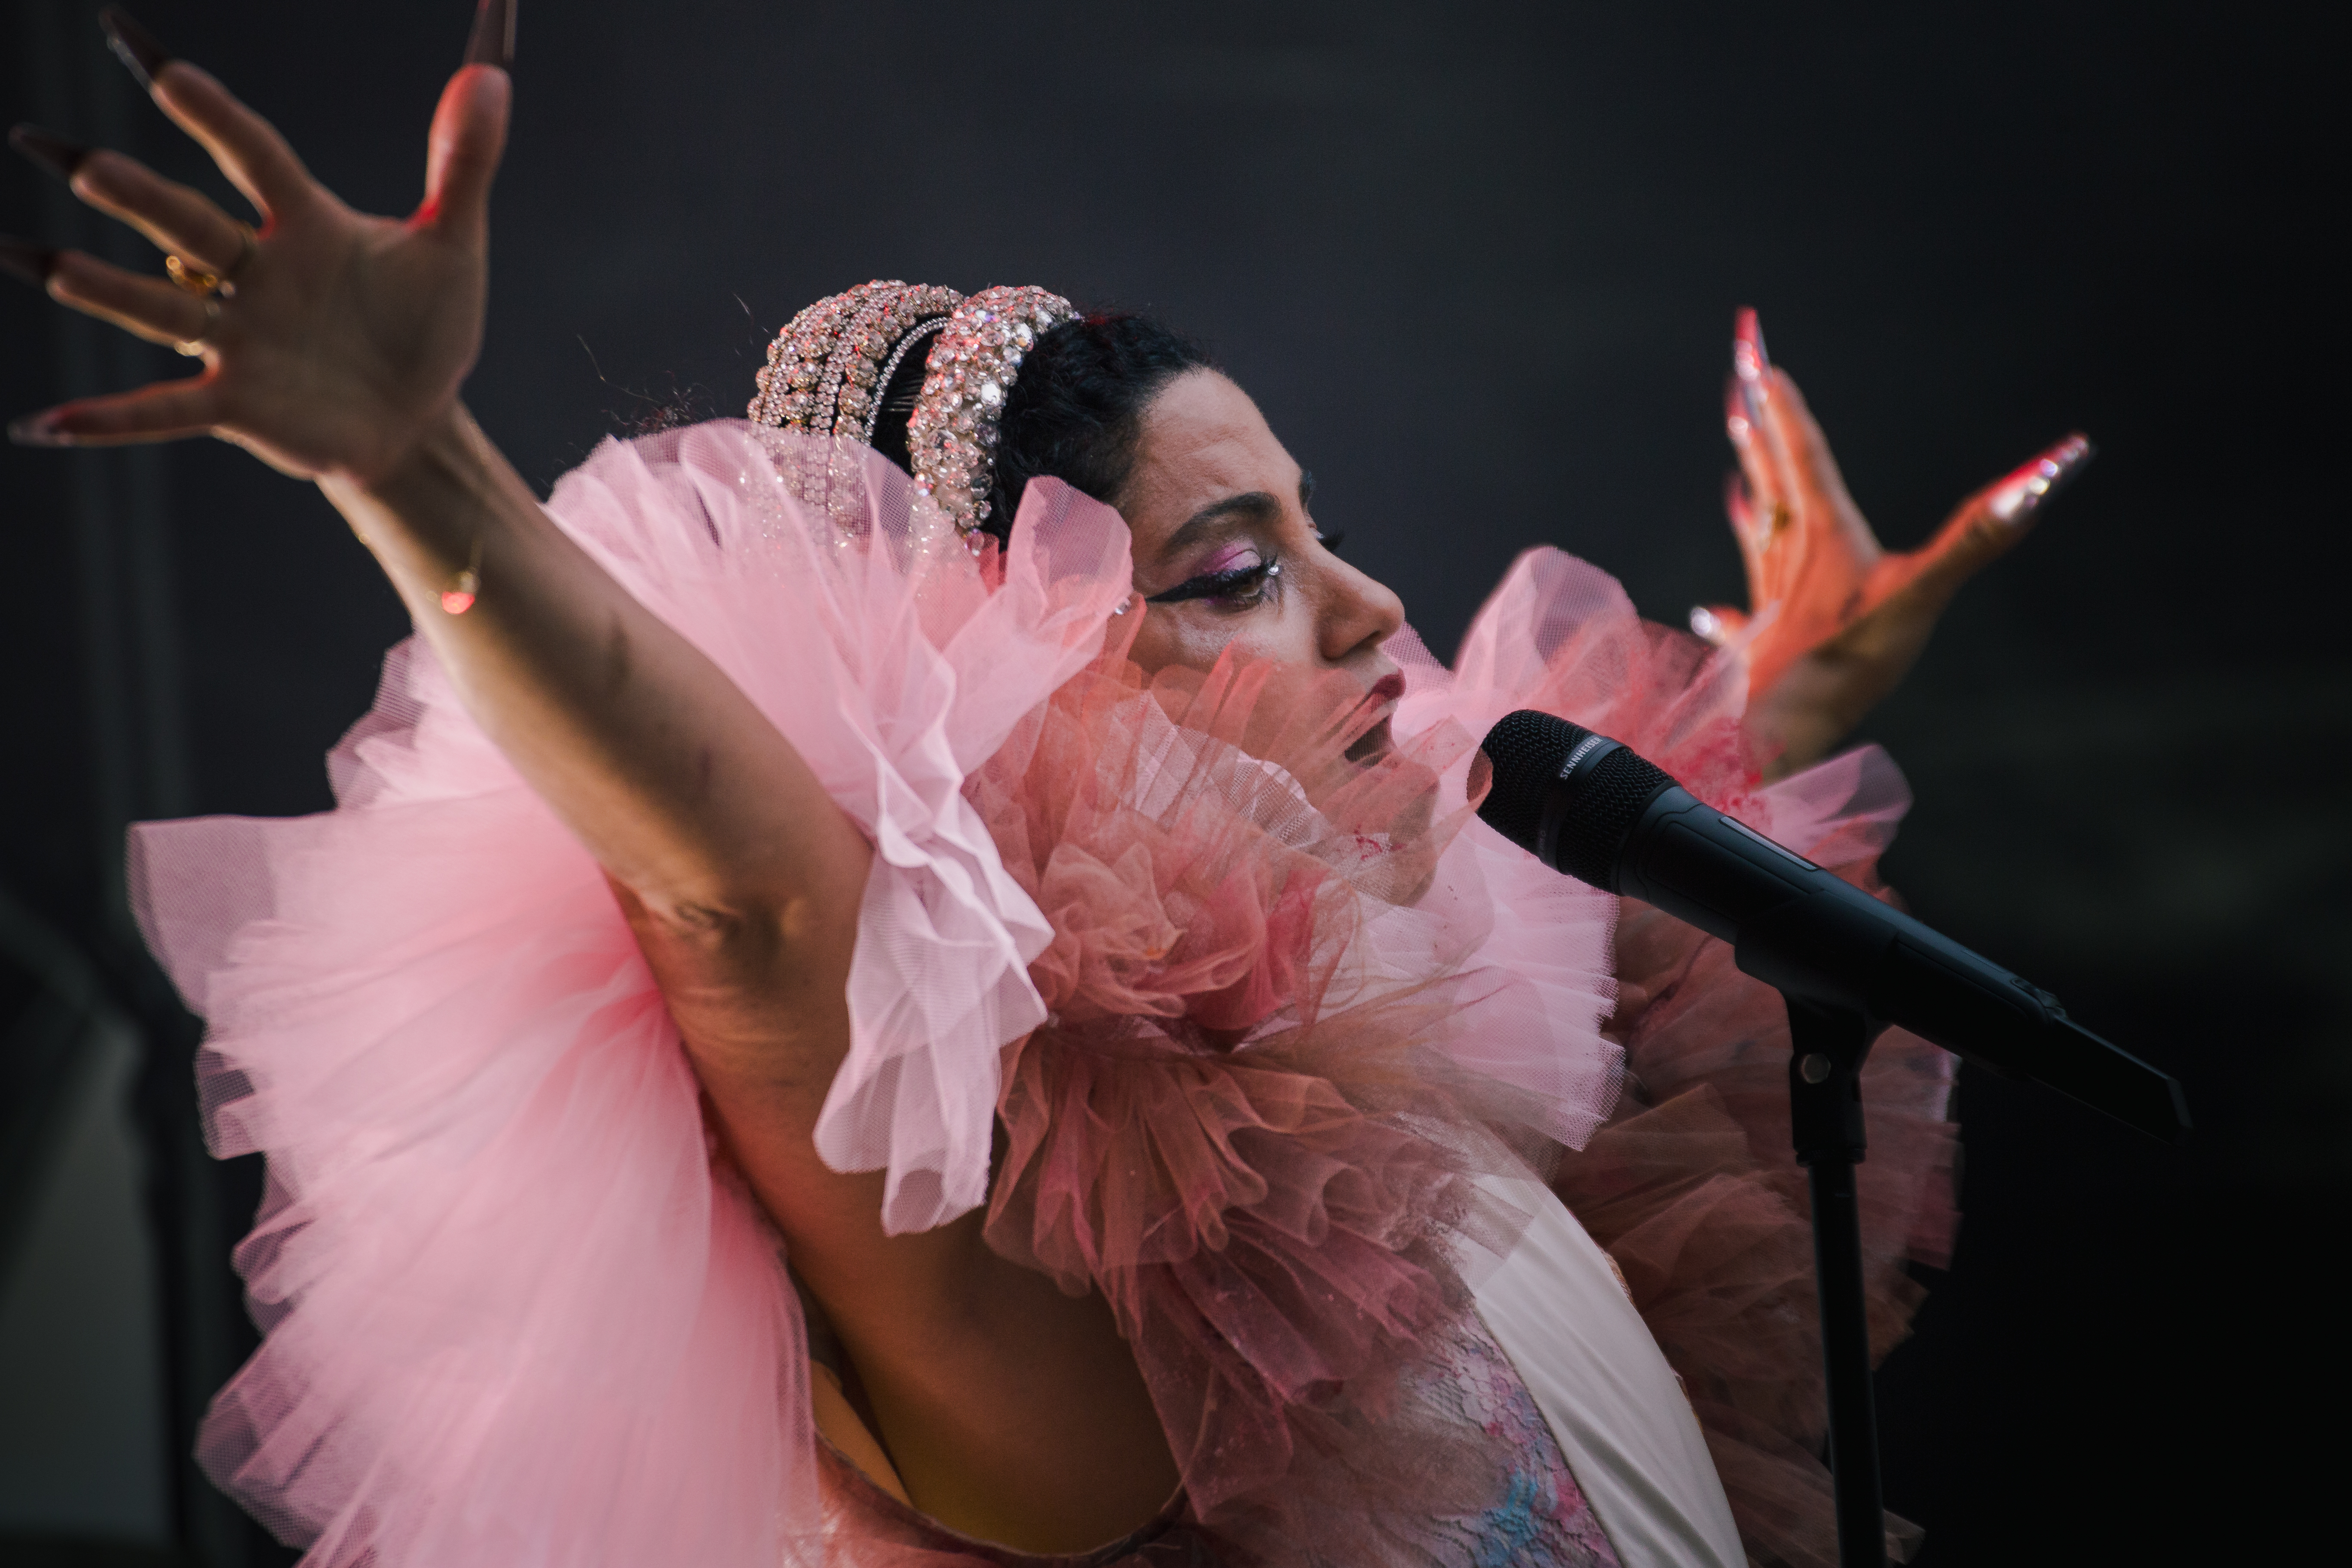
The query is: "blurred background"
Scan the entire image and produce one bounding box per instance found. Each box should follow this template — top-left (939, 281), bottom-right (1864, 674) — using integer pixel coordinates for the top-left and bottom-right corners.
top-left (2, 1), bottom-right (2344, 1563)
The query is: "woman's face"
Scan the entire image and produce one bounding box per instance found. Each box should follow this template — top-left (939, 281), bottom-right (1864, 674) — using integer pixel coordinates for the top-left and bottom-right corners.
top-left (1119, 369), bottom-right (1407, 763)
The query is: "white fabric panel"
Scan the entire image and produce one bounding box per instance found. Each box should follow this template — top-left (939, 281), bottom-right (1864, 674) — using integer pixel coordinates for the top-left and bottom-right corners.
top-left (1471, 1178), bottom-right (1745, 1568)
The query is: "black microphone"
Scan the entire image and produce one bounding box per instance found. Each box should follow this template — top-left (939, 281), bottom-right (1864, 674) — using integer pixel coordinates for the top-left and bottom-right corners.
top-left (1476, 709), bottom-right (2189, 1142)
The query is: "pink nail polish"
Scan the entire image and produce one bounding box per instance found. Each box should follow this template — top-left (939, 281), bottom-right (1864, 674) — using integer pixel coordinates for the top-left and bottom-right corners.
top-left (1723, 471), bottom-right (1758, 537)
top-left (1723, 377), bottom-right (1752, 449)
top-left (1733, 306), bottom-right (1771, 392)
top-left (1987, 433), bottom-right (2095, 524)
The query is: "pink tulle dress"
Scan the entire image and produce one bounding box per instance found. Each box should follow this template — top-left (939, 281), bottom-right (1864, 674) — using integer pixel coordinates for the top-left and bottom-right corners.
top-left (130, 424), bottom-right (1955, 1568)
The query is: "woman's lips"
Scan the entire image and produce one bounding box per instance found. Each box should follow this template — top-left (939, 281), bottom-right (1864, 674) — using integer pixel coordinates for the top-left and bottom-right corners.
top-left (1344, 673), bottom-right (1408, 763)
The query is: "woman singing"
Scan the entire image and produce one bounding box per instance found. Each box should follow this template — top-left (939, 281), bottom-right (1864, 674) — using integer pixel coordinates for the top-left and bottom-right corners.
top-left (4, 6), bottom-right (2089, 1564)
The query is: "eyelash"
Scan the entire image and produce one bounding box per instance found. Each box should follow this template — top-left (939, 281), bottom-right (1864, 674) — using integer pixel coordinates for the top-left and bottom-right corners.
top-left (1146, 530), bottom-right (1347, 608)
top-left (1148, 554), bottom-right (1285, 608)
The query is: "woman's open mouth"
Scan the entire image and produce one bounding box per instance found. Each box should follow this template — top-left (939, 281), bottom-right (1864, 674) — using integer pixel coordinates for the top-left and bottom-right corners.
top-left (1343, 673), bottom-right (1407, 765)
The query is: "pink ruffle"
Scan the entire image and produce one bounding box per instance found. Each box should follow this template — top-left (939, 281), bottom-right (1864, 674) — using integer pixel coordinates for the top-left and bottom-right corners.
top-left (543, 425), bottom-right (1132, 1234)
top-left (129, 426), bottom-right (1129, 1565)
top-left (129, 429), bottom-right (1954, 1568)
top-left (1406, 545), bottom-right (1760, 817)
top-left (971, 640), bottom-right (1568, 1563)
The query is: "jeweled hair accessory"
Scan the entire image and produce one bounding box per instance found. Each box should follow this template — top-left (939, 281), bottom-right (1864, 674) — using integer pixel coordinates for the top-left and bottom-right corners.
top-left (748, 280), bottom-right (1074, 535)
top-left (906, 285), bottom-right (1078, 533)
top-left (747, 280), bottom-right (964, 439)
top-left (746, 280), bottom-right (965, 525)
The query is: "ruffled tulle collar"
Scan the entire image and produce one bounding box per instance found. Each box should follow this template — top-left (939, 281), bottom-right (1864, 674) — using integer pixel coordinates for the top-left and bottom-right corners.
top-left (961, 633), bottom-right (1581, 1560)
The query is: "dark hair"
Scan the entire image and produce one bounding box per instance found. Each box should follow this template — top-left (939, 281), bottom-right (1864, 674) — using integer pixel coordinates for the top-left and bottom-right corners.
top-left (870, 311), bottom-right (1215, 545)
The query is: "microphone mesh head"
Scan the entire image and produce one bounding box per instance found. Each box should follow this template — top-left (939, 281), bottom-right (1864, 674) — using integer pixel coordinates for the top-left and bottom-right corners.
top-left (1553, 746), bottom-right (1675, 889)
top-left (1476, 710), bottom-right (1587, 853)
top-left (1477, 709), bottom-right (1678, 890)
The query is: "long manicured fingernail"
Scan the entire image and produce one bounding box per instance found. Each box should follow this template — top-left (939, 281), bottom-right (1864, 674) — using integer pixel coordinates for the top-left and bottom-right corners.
top-left (9, 125), bottom-right (91, 184)
top-left (1723, 375), bottom-right (1753, 448)
top-left (1733, 306), bottom-right (1771, 386)
top-left (1723, 470), bottom-right (1758, 536)
top-left (1987, 432), bottom-right (2095, 524)
top-left (100, 7), bottom-right (173, 91)
top-left (465, 0), bottom-right (516, 68)
top-left (0, 236), bottom-right (59, 289)
top-left (8, 411), bottom-right (71, 447)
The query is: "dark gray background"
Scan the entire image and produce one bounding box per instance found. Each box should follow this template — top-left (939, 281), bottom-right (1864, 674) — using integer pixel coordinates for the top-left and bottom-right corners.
top-left (3, 1), bottom-right (2346, 1562)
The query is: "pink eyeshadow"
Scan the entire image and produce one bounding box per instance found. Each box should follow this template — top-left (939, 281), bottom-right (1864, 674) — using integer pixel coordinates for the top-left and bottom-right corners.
top-left (1191, 542), bottom-right (1258, 576)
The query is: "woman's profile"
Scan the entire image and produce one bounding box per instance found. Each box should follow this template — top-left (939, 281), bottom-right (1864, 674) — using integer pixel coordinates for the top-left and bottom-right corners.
top-left (4, 5), bottom-right (2093, 1564)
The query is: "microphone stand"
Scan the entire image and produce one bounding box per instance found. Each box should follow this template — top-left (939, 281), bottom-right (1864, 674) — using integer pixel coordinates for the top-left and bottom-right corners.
top-left (1476, 706), bottom-right (2193, 1564)
top-left (1785, 996), bottom-right (1890, 1568)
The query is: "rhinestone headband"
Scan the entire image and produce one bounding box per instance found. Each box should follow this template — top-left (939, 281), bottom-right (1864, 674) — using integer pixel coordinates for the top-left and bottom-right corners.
top-left (746, 281), bottom-right (963, 526)
top-left (747, 280), bottom-right (965, 438)
top-left (748, 280), bottom-right (1075, 536)
top-left (905, 285), bottom-right (1078, 533)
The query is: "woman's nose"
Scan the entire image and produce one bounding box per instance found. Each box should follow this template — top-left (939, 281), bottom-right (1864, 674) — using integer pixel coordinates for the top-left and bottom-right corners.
top-left (1317, 553), bottom-right (1406, 665)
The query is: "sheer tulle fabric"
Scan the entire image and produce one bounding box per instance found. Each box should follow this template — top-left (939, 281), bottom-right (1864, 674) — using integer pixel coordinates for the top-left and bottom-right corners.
top-left (1403, 547), bottom-right (1958, 1567)
top-left (968, 637), bottom-right (1591, 1561)
top-left (130, 427), bottom-right (1130, 1564)
top-left (546, 426), bottom-right (1134, 1235)
top-left (128, 427), bottom-right (1953, 1568)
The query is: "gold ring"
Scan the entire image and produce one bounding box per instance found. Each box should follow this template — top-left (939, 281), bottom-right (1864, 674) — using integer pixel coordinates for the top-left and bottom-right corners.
top-left (174, 297), bottom-right (221, 356)
top-left (166, 253), bottom-right (223, 296)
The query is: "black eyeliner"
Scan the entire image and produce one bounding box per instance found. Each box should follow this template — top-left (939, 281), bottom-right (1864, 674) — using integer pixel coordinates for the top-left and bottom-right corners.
top-left (1145, 556), bottom-right (1283, 606)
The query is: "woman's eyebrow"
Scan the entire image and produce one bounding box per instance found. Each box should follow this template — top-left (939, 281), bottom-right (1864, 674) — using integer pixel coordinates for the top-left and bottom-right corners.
top-left (1160, 491), bottom-right (1282, 559)
top-left (1299, 470), bottom-right (1316, 509)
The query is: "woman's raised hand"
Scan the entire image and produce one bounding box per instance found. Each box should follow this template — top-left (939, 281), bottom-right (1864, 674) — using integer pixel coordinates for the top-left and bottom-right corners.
top-left (1697, 308), bottom-right (2092, 773)
top-left (5, 4), bottom-right (514, 485)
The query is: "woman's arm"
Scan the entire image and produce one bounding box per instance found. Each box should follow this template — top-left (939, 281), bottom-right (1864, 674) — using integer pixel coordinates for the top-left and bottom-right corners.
top-left (12, 25), bottom-right (870, 1148)
top-left (335, 408), bottom-right (876, 1096)
top-left (12, 33), bottom-right (1193, 1530)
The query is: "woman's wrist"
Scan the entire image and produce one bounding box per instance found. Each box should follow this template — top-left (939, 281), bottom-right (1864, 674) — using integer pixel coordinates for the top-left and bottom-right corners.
top-left (322, 400), bottom-right (536, 603)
